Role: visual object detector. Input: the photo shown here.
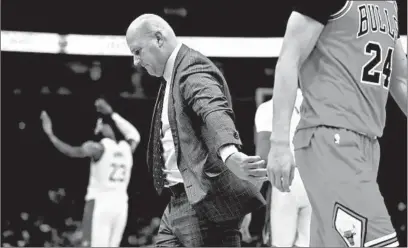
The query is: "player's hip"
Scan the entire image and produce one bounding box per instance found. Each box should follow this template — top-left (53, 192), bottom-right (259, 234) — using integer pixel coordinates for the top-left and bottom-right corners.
top-left (85, 189), bottom-right (128, 202)
top-left (296, 111), bottom-right (383, 140)
top-left (294, 125), bottom-right (380, 160)
top-left (294, 126), bottom-right (380, 184)
top-left (83, 197), bottom-right (128, 219)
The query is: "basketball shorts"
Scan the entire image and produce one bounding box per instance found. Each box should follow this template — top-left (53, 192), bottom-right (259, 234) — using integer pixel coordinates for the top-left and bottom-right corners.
top-left (81, 194), bottom-right (128, 247)
top-left (293, 126), bottom-right (398, 247)
top-left (270, 168), bottom-right (312, 247)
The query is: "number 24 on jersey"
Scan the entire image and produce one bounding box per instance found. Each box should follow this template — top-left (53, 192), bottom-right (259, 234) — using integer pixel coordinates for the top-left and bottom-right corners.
top-left (361, 41), bottom-right (394, 89)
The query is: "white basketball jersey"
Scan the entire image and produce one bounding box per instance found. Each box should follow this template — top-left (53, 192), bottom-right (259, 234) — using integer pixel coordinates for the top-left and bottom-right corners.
top-left (85, 138), bottom-right (133, 200)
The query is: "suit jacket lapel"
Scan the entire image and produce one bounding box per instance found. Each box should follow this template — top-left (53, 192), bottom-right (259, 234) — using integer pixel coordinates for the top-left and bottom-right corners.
top-left (169, 44), bottom-right (189, 89)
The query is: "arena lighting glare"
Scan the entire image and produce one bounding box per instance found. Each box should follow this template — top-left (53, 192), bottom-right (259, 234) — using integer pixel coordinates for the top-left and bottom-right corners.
top-left (1, 30), bottom-right (407, 57)
top-left (0, 31), bottom-right (61, 54)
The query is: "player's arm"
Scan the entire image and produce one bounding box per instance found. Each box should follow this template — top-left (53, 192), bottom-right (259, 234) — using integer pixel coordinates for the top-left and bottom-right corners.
top-left (47, 134), bottom-right (83, 158)
top-left (271, 11), bottom-right (324, 143)
top-left (95, 98), bottom-right (141, 152)
top-left (271, 1), bottom-right (345, 143)
top-left (240, 104), bottom-right (273, 237)
top-left (48, 135), bottom-right (104, 160)
top-left (41, 111), bottom-right (104, 160)
top-left (257, 131), bottom-right (272, 161)
top-left (111, 113), bottom-right (141, 152)
top-left (390, 39), bottom-right (407, 116)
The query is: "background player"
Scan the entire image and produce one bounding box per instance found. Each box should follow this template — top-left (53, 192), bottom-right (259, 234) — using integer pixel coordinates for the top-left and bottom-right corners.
top-left (264, 88), bottom-right (311, 247)
top-left (251, 88), bottom-right (311, 247)
top-left (268, 1), bottom-right (407, 247)
top-left (40, 98), bottom-right (141, 247)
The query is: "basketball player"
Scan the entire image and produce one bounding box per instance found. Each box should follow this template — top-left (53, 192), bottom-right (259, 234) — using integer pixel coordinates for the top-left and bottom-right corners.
top-left (268, 1), bottom-right (406, 247)
top-left (40, 98), bottom-right (140, 247)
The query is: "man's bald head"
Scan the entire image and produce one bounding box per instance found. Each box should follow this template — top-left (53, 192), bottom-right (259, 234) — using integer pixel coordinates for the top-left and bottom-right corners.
top-left (125, 14), bottom-right (179, 77)
top-left (126, 14), bottom-right (176, 45)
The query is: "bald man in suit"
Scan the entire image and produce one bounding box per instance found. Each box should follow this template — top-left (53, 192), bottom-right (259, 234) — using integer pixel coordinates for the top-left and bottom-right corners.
top-left (125, 14), bottom-right (267, 247)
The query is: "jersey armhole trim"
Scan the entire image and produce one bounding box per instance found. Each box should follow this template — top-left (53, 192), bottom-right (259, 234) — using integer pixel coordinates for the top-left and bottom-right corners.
top-left (393, 1), bottom-right (398, 26)
top-left (393, 1), bottom-right (398, 11)
top-left (329, 1), bottom-right (353, 21)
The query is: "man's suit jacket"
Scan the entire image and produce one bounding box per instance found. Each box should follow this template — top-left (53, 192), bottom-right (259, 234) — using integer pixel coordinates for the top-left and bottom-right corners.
top-left (147, 44), bottom-right (266, 223)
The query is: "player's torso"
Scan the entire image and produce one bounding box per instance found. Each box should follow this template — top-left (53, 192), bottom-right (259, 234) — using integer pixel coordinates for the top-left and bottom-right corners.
top-left (299, 1), bottom-right (399, 138)
top-left (85, 138), bottom-right (133, 200)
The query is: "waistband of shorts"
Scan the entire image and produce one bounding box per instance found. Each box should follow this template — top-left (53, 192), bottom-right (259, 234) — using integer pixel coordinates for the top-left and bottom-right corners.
top-left (319, 125), bottom-right (378, 140)
top-left (85, 191), bottom-right (128, 201)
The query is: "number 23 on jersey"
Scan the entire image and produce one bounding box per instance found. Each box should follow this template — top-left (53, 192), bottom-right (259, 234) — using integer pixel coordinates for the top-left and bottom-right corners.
top-left (109, 163), bottom-right (127, 182)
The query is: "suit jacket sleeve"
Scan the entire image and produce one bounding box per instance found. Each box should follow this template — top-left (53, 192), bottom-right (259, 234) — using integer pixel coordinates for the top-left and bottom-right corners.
top-left (180, 72), bottom-right (242, 155)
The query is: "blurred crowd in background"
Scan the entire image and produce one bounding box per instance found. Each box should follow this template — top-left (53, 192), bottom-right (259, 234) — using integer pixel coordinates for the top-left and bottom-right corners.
top-left (2, 188), bottom-right (161, 247)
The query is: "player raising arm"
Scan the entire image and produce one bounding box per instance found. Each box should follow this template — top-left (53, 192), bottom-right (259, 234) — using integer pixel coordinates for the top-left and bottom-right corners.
top-left (41, 101), bottom-right (140, 160)
top-left (41, 98), bottom-right (140, 247)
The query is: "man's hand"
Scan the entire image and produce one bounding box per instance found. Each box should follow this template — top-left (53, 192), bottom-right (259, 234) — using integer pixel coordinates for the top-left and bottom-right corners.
top-left (95, 98), bottom-right (113, 115)
top-left (267, 141), bottom-right (295, 192)
top-left (40, 111), bottom-right (54, 136)
top-left (225, 152), bottom-right (268, 185)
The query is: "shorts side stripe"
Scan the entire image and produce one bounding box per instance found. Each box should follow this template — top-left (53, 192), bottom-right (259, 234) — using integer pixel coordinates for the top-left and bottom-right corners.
top-left (374, 236), bottom-right (399, 247)
top-left (364, 232), bottom-right (397, 247)
top-left (385, 241), bottom-right (400, 247)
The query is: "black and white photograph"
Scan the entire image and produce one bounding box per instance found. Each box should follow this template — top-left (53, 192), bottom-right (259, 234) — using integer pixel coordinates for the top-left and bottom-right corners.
top-left (1, 0), bottom-right (407, 247)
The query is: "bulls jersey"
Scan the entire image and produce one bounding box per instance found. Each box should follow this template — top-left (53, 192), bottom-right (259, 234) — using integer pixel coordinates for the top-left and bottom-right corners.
top-left (295, 1), bottom-right (400, 138)
top-left (85, 138), bottom-right (133, 200)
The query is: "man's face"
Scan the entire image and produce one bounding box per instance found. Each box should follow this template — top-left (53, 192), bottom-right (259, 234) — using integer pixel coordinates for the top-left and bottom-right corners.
top-left (127, 31), bottom-right (166, 77)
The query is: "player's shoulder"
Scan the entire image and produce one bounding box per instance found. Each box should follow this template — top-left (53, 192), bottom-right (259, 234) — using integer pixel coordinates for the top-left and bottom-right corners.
top-left (97, 138), bottom-right (117, 153)
top-left (100, 137), bottom-right (115, 146)
top-left (118, 140), bottom-right (132, 150)
top-left (82, 140), bottom-right (104, 151)
top-left (256, 99), bottom-right (273, 115)
top-left (293, 0), bottom-right (349, 25)
top-left (255, 99), bottom-right (273, 128)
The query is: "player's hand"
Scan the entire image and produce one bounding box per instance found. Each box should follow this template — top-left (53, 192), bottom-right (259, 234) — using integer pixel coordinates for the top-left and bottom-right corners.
top-left (267, 141), bottom-right (295, 192)
top-left (40, 111), bottom-right (54, 136)
top-left (95, 98), bottom-right (113, 115)
top-left (225, 152), bottom-right (268, 185)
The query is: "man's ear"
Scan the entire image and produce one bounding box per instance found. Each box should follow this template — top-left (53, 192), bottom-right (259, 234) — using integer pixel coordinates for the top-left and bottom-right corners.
top-left (155, 31), bottom-right (164, 47)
